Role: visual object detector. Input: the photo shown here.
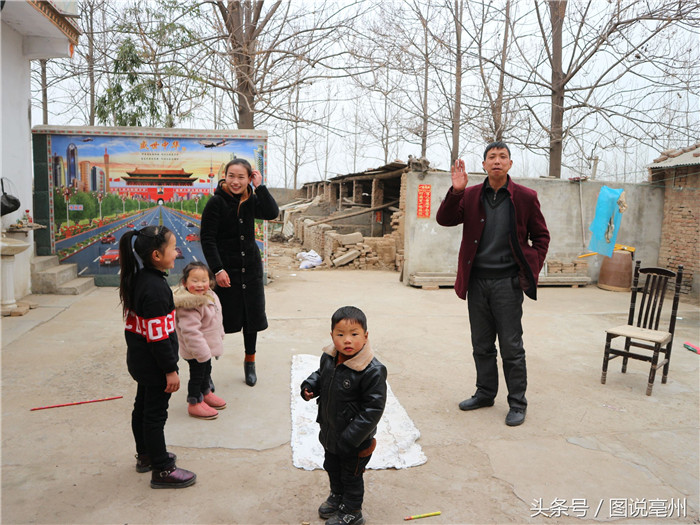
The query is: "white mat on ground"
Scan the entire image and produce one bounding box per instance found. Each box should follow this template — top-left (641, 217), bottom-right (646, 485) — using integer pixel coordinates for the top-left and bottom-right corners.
top-left (291, 353), bottom-right (427, 471)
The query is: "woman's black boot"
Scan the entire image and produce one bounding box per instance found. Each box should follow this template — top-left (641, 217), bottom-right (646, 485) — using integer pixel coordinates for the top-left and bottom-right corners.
top-left (244, 361), bottom-right (257, 386)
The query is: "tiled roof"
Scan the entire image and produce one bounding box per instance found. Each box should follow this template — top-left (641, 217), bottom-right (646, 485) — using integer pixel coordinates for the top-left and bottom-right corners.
top-left (648, 142), bottom-right (700, 169)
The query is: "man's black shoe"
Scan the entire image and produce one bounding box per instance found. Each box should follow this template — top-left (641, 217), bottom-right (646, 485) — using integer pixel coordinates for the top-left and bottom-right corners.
top-left (459, 396), bottom-right (495, 411)
top-left (505, 407), bottom-right (526, 426)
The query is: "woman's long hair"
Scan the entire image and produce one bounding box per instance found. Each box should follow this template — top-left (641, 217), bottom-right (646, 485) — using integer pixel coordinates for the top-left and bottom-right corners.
top-left (118, 225), bottom-right (172, 317)
top-left (223, 158), bottom-right (253, 211)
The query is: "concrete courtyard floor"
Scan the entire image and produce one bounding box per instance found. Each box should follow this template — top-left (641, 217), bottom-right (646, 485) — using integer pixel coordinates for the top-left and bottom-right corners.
top-left (2, 246), bottom-right (699, 524)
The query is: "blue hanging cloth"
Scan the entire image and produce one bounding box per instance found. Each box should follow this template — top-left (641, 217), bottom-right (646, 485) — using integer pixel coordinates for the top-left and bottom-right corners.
top-left (588, 186), bottom-right (624, 258)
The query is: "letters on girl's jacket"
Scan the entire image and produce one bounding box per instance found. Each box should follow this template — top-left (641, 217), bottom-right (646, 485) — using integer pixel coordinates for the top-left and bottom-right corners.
top-left (125, 310), bottom-right (176, 342)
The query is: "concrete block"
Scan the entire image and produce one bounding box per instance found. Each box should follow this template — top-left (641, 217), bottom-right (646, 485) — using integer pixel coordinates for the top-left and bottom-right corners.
top-left (57, 277), bottom-right (95, 295)
top-left (338, 232), bottom-right (363, 246)
top-left (32, 263), bottom-right (77, 294)
top-left (332, 249), bottom-right (360, 267)
top-left (31, 255), bottom-right (59, 273)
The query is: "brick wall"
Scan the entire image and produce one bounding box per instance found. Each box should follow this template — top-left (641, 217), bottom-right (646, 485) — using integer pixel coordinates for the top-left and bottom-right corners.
top-left (656, 169), bottom-right (699, 295)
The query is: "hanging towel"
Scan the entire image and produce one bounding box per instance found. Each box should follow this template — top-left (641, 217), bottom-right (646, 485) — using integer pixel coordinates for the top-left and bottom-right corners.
top-left (588, 186), bottom-right (625, 257)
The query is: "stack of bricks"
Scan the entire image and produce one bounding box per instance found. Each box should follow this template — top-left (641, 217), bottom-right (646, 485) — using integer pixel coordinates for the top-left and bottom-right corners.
top-left (395, 249), bottom-right (405, 274)
top-left (325, 232), bottom-right (398, 270)
top-left (656, 170), bottom-right (698, 295)
top-left (364, 237), bottom-right (397, 270)
top-left (294, 216), bottom-right (325, 252)
top-left (351, 243), bottom-right (380, 269)
top-left (545, 259), bottom-right (588, 276)
top-left (305, 223), bottom-right (331, 254)
top-left (389, 209), bottom-right (404, 248)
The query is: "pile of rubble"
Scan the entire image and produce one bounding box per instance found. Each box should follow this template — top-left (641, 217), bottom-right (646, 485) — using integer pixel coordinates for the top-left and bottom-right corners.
top-left (326, 232), bottom-right (397, 270)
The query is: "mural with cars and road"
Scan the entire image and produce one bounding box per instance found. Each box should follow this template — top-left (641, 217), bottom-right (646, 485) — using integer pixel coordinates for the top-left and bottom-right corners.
top-left (31, 126), bottom-right (268, 285)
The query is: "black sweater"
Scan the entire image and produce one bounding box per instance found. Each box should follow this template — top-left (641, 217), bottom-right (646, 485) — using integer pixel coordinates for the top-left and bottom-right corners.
top-left (125, 268), bottom-right (179, 385)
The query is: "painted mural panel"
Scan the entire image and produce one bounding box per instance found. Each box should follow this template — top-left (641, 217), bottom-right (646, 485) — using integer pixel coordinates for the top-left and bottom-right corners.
top-left (31, 126), bottom-right (268, 285)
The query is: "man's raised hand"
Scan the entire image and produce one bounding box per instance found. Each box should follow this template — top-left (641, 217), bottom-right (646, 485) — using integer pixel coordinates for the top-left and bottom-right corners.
top-left (451, 158), bottom-right (468, 192)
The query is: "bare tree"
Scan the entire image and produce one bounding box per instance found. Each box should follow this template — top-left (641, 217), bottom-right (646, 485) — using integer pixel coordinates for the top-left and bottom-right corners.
top-left (506, 0), bottom-right (700, 178)
top-left (31, 0), bottom-right (120, 125)
top-left (465, 0), bottom-right (524, 143)
top-left (449, 0), bottom-right (464, 165)
top-left (195, 1), bottom-right (368, 130)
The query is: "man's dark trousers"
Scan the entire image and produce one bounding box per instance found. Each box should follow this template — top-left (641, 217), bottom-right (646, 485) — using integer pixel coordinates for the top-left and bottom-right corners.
top-left (467, 275), bottom-right (527, 410)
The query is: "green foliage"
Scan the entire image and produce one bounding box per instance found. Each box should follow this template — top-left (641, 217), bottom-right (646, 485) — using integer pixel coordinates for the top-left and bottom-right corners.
top-left (95, 38), bottom-right (161, 127)
top-left (53, 189), bottom-right (156, 229)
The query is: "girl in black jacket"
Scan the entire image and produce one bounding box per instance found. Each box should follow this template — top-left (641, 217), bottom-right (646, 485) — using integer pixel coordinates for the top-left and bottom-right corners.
top-left (119, 225), bottom-right (196, 489)
top-left (200, 158), bottom-right (279, 386)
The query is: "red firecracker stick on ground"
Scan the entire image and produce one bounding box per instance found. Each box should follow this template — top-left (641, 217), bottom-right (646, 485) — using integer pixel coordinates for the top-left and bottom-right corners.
top-left (683, 342), bottom-right (699, 354)
top-left (30, 395), bottom-right (123, 411)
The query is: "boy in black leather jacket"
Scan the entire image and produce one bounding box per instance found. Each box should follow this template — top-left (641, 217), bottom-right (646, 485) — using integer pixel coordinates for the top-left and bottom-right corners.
top-left (301, 306), bottom-right (387, 525)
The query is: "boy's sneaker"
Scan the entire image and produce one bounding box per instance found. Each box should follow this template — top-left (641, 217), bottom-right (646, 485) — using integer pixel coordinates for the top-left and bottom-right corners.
top-left (135, 452), bottom-right (177, 473)
top-left (318, 492), bottom-right (342, 519)
top-left (325, 503), bottom-right (365, 525)
top-left (150, 466), bottom-right (196, 489)
top-left (203, 392), bottom-right (227, 409)
top-left (188, 401), bottom-right (218, 419)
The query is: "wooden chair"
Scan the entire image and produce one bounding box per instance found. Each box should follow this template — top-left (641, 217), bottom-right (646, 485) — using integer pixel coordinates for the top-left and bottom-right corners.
top-left (601, 261), bottom-right (684, 395)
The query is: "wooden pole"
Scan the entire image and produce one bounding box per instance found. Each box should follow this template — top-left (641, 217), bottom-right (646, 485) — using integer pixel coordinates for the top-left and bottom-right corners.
top-left (307, 200), bottom-right (399, 227)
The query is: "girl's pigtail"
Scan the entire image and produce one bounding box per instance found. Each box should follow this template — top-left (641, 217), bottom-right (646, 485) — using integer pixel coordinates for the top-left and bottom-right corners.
top-left (118, 230), bottom-right (139, 317)
top-left (118, 226), bottom-right (172, 317)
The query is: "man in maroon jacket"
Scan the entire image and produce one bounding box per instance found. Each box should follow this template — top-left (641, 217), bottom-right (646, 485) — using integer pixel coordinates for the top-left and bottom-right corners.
top-left (436, 141), bottom-right (550, 426)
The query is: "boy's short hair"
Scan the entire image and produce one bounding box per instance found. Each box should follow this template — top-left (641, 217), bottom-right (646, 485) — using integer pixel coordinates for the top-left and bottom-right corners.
top-left (484, 141), bottom-right (511, 160)
top-left (331, 306), bottom-right (367, 331)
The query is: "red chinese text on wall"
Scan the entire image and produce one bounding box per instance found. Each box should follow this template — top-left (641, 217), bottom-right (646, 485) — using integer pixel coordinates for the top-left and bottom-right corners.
top-left (417, 184), bottom-right (431, 218)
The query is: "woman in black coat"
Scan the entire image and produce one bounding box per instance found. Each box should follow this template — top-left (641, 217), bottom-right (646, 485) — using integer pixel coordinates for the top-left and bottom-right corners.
top-left (200, 158), bottom-right (279, 386)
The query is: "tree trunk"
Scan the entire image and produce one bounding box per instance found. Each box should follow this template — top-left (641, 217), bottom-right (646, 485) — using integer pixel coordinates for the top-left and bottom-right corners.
top-left (548, 0), bottom-right (566, 179)
top-left (451, 0), bottom-right (463, 165)
top-left (293, 85), bottom-right (300, 190)
top-left (40, 59), bottom-right (48, 124)
top-left (217, 0), bottom-right (282, 130)
top-left (238, 87), bottom-right (255, 129)
top-left (87, 2), bottom-right (95, 126)
top-left (493, 0), bottom-right (510, 141)
top-left (420, 14), bottom-right (429, 157)
top-left (382, 66), bottom-right (390, 164)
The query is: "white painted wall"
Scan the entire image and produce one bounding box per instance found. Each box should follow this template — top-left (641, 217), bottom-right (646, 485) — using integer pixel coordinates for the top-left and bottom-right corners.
top-left (402, 170), bottom-right (665, 286)
top-left (1, 21), bottom-right (34, 299)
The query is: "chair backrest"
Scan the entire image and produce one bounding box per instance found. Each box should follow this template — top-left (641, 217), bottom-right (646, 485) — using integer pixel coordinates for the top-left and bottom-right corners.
top-left (627, 260), bottom-right (684, 335)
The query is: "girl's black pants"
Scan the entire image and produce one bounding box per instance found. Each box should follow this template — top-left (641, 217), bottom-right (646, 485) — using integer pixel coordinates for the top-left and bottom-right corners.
top-left (131, 383), bottom-right (173, 470)
top-left (186, 358), bottom-right (212, 403)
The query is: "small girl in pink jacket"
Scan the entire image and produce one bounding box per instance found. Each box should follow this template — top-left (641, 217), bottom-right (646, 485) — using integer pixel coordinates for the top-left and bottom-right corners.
top-left (173, 262), bottom-right (226, 420)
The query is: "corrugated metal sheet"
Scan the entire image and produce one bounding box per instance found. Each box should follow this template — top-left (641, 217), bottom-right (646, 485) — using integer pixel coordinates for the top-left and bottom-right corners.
top-left (329, 161), bottom-right (408, 182)
top-left (647, 143), bottom-right (700, 169)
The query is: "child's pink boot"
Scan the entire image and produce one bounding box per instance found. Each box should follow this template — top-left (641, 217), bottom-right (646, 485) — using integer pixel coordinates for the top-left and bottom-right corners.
top-left (203, 392), bottom-right (227, 410)
top-left (188, 401), bottom-right (218, 420)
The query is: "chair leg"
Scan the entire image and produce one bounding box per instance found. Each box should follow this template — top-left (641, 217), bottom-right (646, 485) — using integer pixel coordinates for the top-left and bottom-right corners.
top-left (661, 344), bottom-right (672, 384)
top-left (646, 343), bottom-right (662, 396)
top-left (601, 335), bottom-right (613, 384)
top-left (621, 337), bottom-right (632, 374)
